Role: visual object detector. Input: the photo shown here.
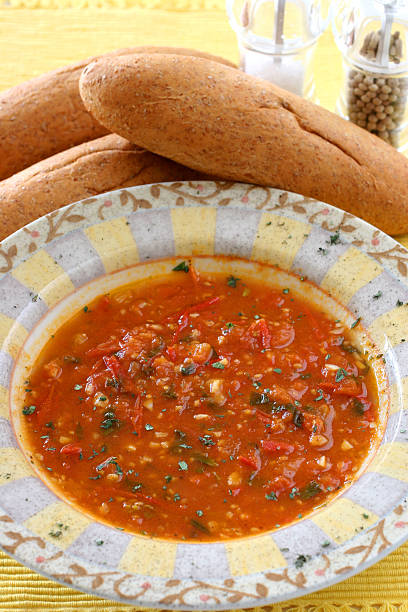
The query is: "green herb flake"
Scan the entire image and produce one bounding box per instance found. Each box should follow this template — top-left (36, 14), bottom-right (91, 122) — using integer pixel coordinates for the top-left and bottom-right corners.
top-left (295, 554), bottom-right (309, 569)
top-left (22, 405), bottom-right (36, 415)
top-left (145, 424), bottom-right (154, 431)
top-left (165, 475), bottom-right (172, 483)
top-left (314, 389), bottom-right (324, 401)
top-left (321, 540), bottom-right (331, 548)
top-left (74, 384), bottom-right (82, 391)
top-left (196, 510), bottom-right (204, 517)
top-left (211, 361), bottom-right (225, 369)
top-left (173, 493), bottom-right (181, 502)
top-left (300, 481), bottom-right (322, 499)
top-left (265, 491), bottom-right (277, 501)
top-left (178, 460), bottom-right (188, 471)
top-left (373, 291), bottom-right (382, 300)
top-left (83, 305), bottom-right (89, 313)
top-left (190, 518), bottom-right (210, 534)
top-left (95, 540), bottom-right (104, 546)
top-left (328, 232), bottom-right (340, 245)
top-left (273, 368), bottom-right (282, 374)
top-left (335, 367), bottom-right (349, 382)
top-left (199, 434), bottom-right (215, 447)
top-left (397, 300), bottom-right (404, 307)
top-left (89, 474), bottom-right (102, 480)
top-left (351, 317), bottom-right (361, 329)
top-left (226, 322), bottom-right (235, 329)
top-left (172, 261), bottom-right (189, 273)
top-left (283, 288), bottom-right (290, 294)
top-left (227, 275), bottom-right (240, 288)
top-left (289, 487), bottom-right (299, 499)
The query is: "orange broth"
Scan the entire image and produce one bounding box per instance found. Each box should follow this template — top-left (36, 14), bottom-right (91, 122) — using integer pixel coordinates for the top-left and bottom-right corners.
top-left (20, 261), bottom-right (381, 541)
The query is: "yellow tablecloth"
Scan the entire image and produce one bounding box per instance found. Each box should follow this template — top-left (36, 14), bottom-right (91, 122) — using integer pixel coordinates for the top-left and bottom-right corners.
top-left (1, 5), bottom-right (408, 610)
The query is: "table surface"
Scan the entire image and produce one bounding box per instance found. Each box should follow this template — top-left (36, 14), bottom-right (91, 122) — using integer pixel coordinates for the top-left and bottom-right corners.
top-left (1, 5), bottom-right (408, 610)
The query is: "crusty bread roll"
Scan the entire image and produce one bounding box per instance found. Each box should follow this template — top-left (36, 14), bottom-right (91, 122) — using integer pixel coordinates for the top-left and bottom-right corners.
top-left (80, 53), bottom-right (408, 235)
top-left (0, 134), bottom-right (202, 241)
top-left (0, 47), bottom-right (235, 180)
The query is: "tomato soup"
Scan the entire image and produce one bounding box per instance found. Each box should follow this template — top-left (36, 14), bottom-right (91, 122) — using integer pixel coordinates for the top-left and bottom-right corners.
top-left (19, 260), bottom-right (382, 541)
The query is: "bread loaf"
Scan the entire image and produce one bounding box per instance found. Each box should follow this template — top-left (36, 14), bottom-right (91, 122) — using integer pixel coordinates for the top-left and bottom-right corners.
top-left (0, 47), bottom-right (235, 180)
top-left (80, 53), bottom-right (408, 235)
top-left (0, 134), bottom-right (201, 241)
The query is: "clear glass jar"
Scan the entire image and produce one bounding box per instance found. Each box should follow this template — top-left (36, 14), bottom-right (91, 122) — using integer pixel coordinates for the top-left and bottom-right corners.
top-left (226, 0), bottom-right (329, 101)
top-left (333, 0), bottom-right (408, 152)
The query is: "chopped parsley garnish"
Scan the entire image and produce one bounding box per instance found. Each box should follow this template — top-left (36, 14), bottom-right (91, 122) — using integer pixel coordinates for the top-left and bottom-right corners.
top-left (74, 384), bottom-right (82, 390)
top-left (397, 299), bottom-right (404, 307)
top-left (227, 275), bottom-right (240, 288)
top-left (351, 317), bottom-right (361, 329)
top-left (190, 518), bottom-right (210, 533)
top-left (212, 361), bottom-right (225, 369)
top-left (172, 261), bottom-right (189, 273)
top-left (145, 424), bottom-right (154, 431)
top-left (83, 305), bottom-right (89, 313)
top-left (22, 405), bottom-right (36, 415)
top-left (265, 491), bottom-right (277, 501)
top-left (373, 291), bottom-right (382, 300)
top-left (273, 368), bottom-right (282, 374)
top-left (299, 481), bottom-right (322, 499)
top-left (352, 399), bottom-right (365, 416)
top-left (196, 510), bottom-right (203, 517)
top-left (199, 434), bottom-right (215, 447)
top-left (293, 410), bottom-right (304, 428)
top-left (327, 231), bottom-right (340, 245)
top-left (318, 247), bottom-right (327, 255)
top-left (335, 367), bottom-right (348, 382)
top-left (314, 389), bottom-right (324, 401)
top-left (226, 322), bottom-right (235, 329)
top-left (95, 540), bottom-right (104, 546)
top-left (180, 363), bottom-right (196, 376)
top-left (96, 457), bottom-right (122, 476)
top-left (283, 288), bottom-right (290, 294)
top-left (289, 487), bottom-right (299, 499)
top-left (295, 554), bottom-right (309, 569)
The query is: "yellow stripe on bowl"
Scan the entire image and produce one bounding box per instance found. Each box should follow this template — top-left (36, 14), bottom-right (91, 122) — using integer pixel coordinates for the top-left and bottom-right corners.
top-left (251, 214), bottom-right (310, 271)
top-left (369, 307), bottom-right (408, 350)
top-left (24, 501), bottom-right (91, 549)
top-left (0, 313), bottom-right (27, 361)
top-left (225, 535), bottom-right (287, 576)
top-left (11, 250), bottom-right (75, 308)
top-left (367, 442), bottom-right (408, 482)
top-left (119, 536), bottom-right (177, 577)
top-left (171, 208), bottom-right (217, 256)
top-left (311, 498), bottom-right (378, 544)
top-left (0, 385), bottom-right (9, 420)
top-left (0, 448), bottom-right (35, 483)
top-left (389, 377), bottom-right (408, 415)
top-left (84, 217), bottom-right (139, 274)
top-left (321, 247), bottom-right (382, 304)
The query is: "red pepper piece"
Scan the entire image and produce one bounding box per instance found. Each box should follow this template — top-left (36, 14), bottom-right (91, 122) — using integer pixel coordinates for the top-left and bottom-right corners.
top-left (86, 340), bottom-right (120, 358)
top-left (166, 345), bottom-right (177, 362)
top-left (37, 384), bottom-right (56, 427)
top-left (173, 313), bottom-right (190, 343)
top-left (129, 394), bottom-right (143, 436)
top-left (261, 439), bottom-right (294, 454)
top-left (97, 295), bottom-right (111, 312)
top-left (320, 378), bottom-right (361, 397)
top-left (103, 354), bottom-right (121, 379)
top-left (238, 456), bottom-right (258, 470)
top-left (257, 318), bottom-right (272, 349)
top-left (60, 443), bottom-right (82, 456)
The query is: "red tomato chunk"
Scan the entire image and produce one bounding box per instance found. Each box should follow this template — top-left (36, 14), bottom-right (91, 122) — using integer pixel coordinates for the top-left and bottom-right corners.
top-left (21, 263), bottom-right (381, 541)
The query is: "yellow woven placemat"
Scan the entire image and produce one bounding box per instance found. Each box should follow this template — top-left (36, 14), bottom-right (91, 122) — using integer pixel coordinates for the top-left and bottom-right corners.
top-left (1, 6), bottom-right (408, 610)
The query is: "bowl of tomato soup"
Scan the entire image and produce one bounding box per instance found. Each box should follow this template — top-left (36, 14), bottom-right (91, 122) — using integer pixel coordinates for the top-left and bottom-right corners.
top-left (2, 181), bottom-right (408, 608)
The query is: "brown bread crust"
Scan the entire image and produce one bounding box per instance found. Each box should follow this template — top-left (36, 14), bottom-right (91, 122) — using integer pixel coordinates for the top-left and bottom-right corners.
top-left (0, 134), bottom-right (201, 241)
top-left (80, 53), bottom-right (408, 236)
top-left (0, 47), bottom-right (235, 180)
